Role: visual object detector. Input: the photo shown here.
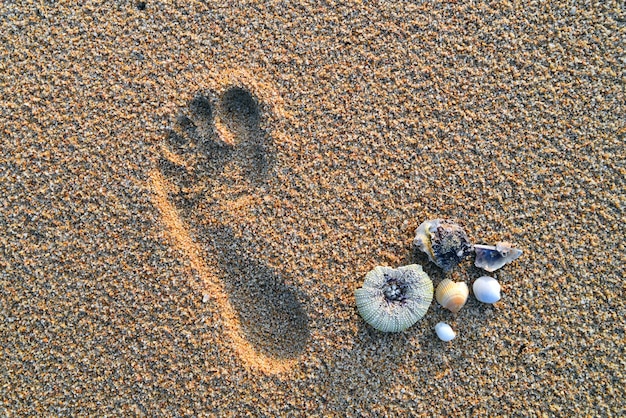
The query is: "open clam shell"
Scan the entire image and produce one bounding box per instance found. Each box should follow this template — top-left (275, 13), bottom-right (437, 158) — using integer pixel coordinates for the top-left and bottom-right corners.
top-left (413, 219), bottom-right (474, 272)
top-left (355, 264), bottom-right (433, 332)
top-left (474, 241), bottom-right (522, 272)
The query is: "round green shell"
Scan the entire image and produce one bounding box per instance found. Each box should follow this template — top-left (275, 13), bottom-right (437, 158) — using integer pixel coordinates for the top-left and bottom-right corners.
top-left (354, 264), bottom-right (433, 332)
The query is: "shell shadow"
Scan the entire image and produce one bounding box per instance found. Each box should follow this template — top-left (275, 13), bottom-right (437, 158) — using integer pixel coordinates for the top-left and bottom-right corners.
top-left (208, 224), bottom-right (310, 359)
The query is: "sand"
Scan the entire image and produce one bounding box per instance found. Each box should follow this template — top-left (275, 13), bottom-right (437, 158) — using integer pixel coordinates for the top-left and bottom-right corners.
top-left (1, 1), bottom-right (624, 416)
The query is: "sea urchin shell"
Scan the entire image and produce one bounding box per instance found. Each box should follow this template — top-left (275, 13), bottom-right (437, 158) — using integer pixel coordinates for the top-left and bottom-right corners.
top-left (355, 265), bottom-right (433, 332)
top-left (413, 219), bottom-right (474, 272)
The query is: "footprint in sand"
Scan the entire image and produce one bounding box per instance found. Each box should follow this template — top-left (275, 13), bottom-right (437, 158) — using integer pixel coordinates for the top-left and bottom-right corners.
top-left (151, 72), bottom-right (309, 374)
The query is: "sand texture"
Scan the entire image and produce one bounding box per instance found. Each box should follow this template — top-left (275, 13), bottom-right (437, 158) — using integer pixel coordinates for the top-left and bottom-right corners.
top-left (1, 1), bottom-right (625, 416)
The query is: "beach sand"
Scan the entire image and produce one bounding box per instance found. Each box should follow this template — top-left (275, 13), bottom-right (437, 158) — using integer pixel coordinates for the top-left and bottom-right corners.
top-left (1, 1), bottom-right (624, 415)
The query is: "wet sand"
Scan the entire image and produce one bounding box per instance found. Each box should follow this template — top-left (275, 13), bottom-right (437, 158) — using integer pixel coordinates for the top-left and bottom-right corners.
top-left (1, 1), bottom-right (624, 415)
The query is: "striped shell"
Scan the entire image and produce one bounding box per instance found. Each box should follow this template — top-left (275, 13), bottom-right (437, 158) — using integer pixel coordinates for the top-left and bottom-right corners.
top-left (435, 278), bottom-right (469, 313)
top-left (355, 265), bottom-right (433, 332)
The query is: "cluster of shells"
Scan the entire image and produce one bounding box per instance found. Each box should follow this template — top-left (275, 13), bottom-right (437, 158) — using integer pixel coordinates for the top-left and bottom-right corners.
top-left (354, 218), bottom-right (522, 339)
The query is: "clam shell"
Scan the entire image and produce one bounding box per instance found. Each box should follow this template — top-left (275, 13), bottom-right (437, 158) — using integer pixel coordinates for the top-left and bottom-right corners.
top-left (355, 264), bottom-right (433, 332)
top-left (413, 219), bottom-right (473, 272)
top-left (472, 276), bottom-right (501, 304)
top-left (435, 322), bottom-right (456, 341)
top-left (435, 278), bottom-right (469, 313)
top-left (474, 242), bottom-right (522, 272)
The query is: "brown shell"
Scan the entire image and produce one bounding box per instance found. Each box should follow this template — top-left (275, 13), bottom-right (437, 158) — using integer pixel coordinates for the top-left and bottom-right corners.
top-left (435, 279), bottom-right (469, 313)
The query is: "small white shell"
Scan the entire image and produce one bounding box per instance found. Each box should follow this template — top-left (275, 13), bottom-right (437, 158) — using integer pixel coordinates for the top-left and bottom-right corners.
top-left (435, 322), bottom-right (456, 341)
top-left (473, 276), bottom-right (501, 304)
top-left (355, 264), bottom-right (433, 332)
top-left (474, 242), bottom-right (522, 272)
top-left (435, 279), bottom-right (469, 313)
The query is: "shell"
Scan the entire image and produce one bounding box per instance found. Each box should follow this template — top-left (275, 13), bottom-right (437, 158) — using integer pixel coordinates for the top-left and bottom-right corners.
top-left (355, 264), bottom-right (433, 332)
top-left (474, 241), bottom-right (522, 272)
top-left (472, 276), bottom-right (501, 304)
top-left (413, 219), bottom-right (474, 272)
top-left (434, 322), bottom-right (456, 341)
top-left (435, 278), bottom-right (469, 313)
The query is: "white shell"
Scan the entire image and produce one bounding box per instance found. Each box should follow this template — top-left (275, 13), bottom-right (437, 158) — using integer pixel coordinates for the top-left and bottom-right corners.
top-left (435, 322), bottom-right (456, 341)
top-left (435, 279), bottom-right (469, 313)
top-left (474, 242), bottom-right (522, 272)
top-left (473, 276), bottom-right (501, 304)
top-left (413, 219), bottom-right (436, 261)
top-left (355, 265), bottom-right (433, 333)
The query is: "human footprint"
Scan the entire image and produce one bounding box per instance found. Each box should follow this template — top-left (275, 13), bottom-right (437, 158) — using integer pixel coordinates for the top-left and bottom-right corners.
top-left (150, 71), bottom-right (309, 374)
